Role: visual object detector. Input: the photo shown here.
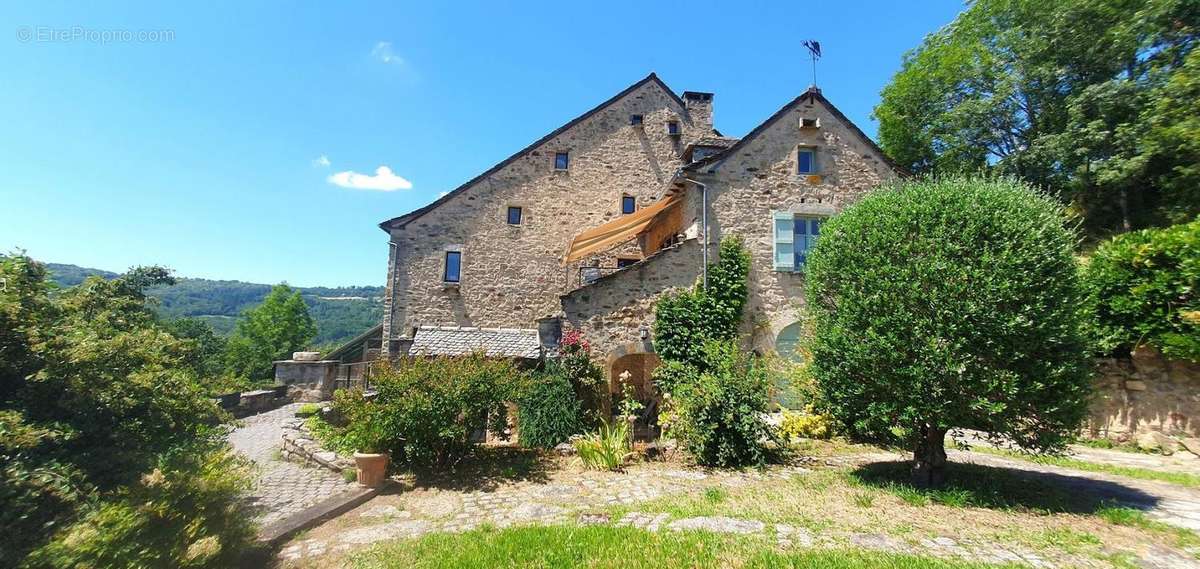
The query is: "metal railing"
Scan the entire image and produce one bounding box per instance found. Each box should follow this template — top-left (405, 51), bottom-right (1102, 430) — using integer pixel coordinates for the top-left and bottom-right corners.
top-left (576, 265), bottom-right (627, 287)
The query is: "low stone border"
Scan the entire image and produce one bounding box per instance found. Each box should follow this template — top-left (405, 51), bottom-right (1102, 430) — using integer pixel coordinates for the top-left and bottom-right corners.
top-left (258, 484), bottom-right (381, 545)
top-left (281, 416), bottom-right (355, 474)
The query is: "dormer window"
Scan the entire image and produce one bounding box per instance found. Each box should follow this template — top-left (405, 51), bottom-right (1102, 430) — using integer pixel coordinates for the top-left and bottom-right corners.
top-left (621, 195), bottom-right (637, 215)
top-left (554, 152), bottom-right (569, 170)
top-left (630, 114), bottom-right (644, 126)
top-left (667, 121), bottom-right (680, 136)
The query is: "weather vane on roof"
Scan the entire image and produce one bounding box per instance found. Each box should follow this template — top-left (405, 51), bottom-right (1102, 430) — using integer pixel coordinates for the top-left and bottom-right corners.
top-left (803, 40), bottom-right (822, 89)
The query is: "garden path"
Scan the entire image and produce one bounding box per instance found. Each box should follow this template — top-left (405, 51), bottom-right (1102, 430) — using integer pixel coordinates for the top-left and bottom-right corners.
top-left (227, 403), bottom-right (356, 527)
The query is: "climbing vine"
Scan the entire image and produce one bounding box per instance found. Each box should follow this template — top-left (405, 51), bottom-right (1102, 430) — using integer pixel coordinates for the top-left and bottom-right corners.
top-left (651, 236), bottom-right (750, 369)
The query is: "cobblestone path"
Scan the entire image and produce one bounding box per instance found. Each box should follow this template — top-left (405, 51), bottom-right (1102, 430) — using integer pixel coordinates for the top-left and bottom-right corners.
top-left (227, 403), bottom-right (355, 527)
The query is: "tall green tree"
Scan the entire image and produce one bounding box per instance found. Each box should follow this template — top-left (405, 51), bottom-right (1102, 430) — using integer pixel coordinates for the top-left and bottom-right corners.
top-left (875, 0), bottom-right (1199, 236)
top-left (806, 178), bottom-right (1091, 486)
top-left (224, 284), bottom-right (317, 380)
top-left (165, 317), bottom-right (228, 380)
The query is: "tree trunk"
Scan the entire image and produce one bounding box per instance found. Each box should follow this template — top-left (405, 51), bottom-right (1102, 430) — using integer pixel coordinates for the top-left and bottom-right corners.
top-left (911, 424), bottom-right (948, 488)
top-left (1118, 186), bottom-right (1132, 233)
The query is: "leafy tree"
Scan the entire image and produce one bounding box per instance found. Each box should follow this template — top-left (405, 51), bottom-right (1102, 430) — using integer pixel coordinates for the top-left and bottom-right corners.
top-left (806, 178), bottom-right (1091, 486)
top-left (166, 317), bottom-right (228, 379)
top-left (0, 256), bottom-right (252, 566)
top-left (1085, 218), bottom-right (1199, 360)
top-left (224, 284), bottom-right (316, 380)
top-left (875, 0), bottom-right (1199, 235)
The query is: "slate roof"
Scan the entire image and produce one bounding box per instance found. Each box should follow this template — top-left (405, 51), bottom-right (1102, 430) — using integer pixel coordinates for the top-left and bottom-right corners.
top-left (410, 326), bottom-right (541, 359)
top-left (693, 136), bottom-right (739, 148)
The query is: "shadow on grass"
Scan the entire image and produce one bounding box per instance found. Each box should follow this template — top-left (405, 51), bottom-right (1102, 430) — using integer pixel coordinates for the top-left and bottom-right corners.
top-left (386, 445), bottom-right (555, 494)
top-left (850, 460), bottom-right (1160, 515)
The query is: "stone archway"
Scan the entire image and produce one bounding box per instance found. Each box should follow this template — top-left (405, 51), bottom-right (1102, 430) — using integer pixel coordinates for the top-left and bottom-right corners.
top-left (606, 341), bottom-right (661, 440)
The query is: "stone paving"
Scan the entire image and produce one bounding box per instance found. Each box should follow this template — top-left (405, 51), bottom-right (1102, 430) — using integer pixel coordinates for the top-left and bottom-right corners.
top-left (275, 449), bottom-right (1200, 568)
top-left (226, 403), bottom-right (355, 527)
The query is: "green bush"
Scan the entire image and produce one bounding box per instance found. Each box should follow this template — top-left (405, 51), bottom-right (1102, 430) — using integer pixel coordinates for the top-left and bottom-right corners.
top-left (573, 421), bottom-right (631, 471)
top-left (556, 330), bottom-right (605, 426)
top-left (780, 407), bottom-right (834, 441)
top-left (806, 177), bottom-right (1092, 485)
top-left (1084, 219), bottom-right (1199, 361)
top-left (669, 341), bottom-right (777, 467)
top-left (517, 366), bottom-right (584, 449)
top-left (653, 237), bottom-right (750, 368)
top-left (322, 354), bottom-right (521, 471)
top-left (24, 447), bottom-right (256, 569)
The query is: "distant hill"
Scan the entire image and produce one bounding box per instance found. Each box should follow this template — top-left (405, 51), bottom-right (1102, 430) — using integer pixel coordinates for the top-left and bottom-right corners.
top-left (43, 262), bottom-right (383, 346)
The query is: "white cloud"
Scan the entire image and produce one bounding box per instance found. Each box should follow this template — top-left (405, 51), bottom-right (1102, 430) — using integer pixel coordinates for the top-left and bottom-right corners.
top-left (371, 41), bottom-right (403, 65)
top-left (312, 155), bottom-right (331, 168)
top-left (328, 166), bottom-right (413, 192)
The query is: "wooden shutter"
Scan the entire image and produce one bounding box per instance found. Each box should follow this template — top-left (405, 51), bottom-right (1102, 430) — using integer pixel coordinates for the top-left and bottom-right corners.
top-left (773, 211), bottom-right (794, 272)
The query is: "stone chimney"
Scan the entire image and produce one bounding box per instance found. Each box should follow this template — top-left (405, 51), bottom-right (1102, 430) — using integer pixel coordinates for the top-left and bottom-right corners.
top-left (683, 91), bottom-right (714, 133)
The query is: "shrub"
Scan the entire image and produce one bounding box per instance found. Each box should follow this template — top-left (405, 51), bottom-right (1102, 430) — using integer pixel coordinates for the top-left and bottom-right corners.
top-left (806, 177), bottom-right (1091, 486)
top-left (24, 446), bottom-right (256, 569)
top-left (780, 407), bottom-right (833, 441)
top-left (574, 421), bottom-right (631, 471)
top-left (324, 354), bottom-right (521, 471)
top-left (556, 330), bottom-right (605, 426)
top-left (1084, 219), bottom-right (1199, 361)
top-left (653, 237), bottom-right (751, 368)
top-left (517, 366), bottom-right (584, 449)
top-left (295, 403), bottom-right (322, 418)
top-left (669, 341), bottom-right (777, 467)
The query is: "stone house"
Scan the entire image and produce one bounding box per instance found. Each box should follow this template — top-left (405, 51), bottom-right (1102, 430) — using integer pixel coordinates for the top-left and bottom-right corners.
top-left (376, 72), bottom-right (902, 404)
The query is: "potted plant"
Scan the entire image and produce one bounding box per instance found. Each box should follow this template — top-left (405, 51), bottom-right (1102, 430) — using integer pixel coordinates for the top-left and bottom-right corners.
top-left (349, 418), bottom-right (390, 488)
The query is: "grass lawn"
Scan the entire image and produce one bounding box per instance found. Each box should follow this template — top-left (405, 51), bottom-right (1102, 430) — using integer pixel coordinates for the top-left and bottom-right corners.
top-left (967, 445), bottom-right (1200, 489)
top-left (351, 525), bottom-right (1012, 569)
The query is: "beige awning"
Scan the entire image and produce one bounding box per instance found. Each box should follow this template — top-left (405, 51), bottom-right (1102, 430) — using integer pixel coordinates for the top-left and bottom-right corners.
top-left (563, 194), bottom-right (681, 264)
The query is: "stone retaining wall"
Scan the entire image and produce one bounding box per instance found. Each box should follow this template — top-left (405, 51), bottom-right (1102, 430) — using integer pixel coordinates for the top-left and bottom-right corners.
top-left (280, 416), bottom-right (354, 474)
top-left (1085, 347), bottom-right (1200, 441)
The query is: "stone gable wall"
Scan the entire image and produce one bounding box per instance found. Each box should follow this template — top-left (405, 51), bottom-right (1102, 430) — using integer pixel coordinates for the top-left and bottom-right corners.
top-left (384, 81), bottom-right (708, 347)
top-left (561, 239), bottom-right (702, 360)
top-left (689, 95), bottom-right (900, 353)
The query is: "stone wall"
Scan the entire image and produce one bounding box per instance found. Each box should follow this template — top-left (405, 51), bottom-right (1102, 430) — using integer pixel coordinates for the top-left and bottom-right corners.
top-left (281, 416), bottom-right (354, 474)
top-left (684, 92), bottom-right (900, 354)
top-left (274, 359), bottom-right (339, 402)
top-left (383, 76), bottom-right (711, 350)
top-left (561, 238), bottom-right (701, 360)
top-left (1085, 347), bottom-right (1200, 440)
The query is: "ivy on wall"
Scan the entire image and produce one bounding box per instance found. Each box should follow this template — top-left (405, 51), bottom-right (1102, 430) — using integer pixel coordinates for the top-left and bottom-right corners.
top-left (651, 237), bottom-right (750, 368)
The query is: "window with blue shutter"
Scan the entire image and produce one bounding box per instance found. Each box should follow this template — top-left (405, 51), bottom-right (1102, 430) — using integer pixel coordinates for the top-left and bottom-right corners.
top-left (773, 211), bottom-right (794, 271)
top-left (797, 148), bottom-right (816, 174)
top-left (773, 212), bottom-right (823, 272)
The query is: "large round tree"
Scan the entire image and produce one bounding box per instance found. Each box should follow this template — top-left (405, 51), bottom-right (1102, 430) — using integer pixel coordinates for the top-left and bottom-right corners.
top-left (806, 177), bottom-right (1091, 486)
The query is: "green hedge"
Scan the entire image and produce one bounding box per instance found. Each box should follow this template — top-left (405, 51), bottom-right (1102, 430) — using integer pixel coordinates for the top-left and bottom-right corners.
top-left (517, 365), bottom-right (584, 449)
top-left (1084, 219), bottom-right (1199, 361)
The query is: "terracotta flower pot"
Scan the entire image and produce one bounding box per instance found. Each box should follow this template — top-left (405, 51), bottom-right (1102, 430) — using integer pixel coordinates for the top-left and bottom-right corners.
top-left (353, 452), bottom-right (389, 488)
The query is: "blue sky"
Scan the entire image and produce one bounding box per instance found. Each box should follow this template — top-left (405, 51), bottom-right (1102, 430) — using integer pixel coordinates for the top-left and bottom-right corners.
top-left (1, 1), bottom-right (964, 287)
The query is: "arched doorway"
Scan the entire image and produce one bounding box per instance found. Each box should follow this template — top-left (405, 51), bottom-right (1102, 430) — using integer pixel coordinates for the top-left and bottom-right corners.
top-left (608, 346), bottom-right (661, 440)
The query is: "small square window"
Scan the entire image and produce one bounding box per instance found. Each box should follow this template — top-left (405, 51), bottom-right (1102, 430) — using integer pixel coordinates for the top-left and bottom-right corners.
top-left (443, 251), bottom-right (461, 283)
top-left (506, 206), bottom-right (522, 225)
top-left (798, 148), bottom-right (816, 174)
top-left (800, 117), bottom-right (820, 129)
top-left (630, 114), bottom-right (644, 126)
top-left (554, 152), bottom-right (569, 170)
top-left (621, 195), bottom-right (637, 215)
top-left (667, 121), bottom-right (680, 135)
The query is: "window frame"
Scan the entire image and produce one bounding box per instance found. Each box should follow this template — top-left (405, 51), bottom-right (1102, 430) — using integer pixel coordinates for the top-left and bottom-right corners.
top-left (797, 147), bottom-right (817, 175)
top-left (506, 206), bottom-right (523, 226)
top-left (621, 195), bottom-right (637, 215)
top-left (630, 114), bottom-right (644, 126)
top-left (554, 152), bottom-right (569, 171)
top-left (773, 211), bottom-right (824, 273)
top-left (443, 250), bottom-right (462, 283)
top-left (667, 121), bottom-right (680, 135)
